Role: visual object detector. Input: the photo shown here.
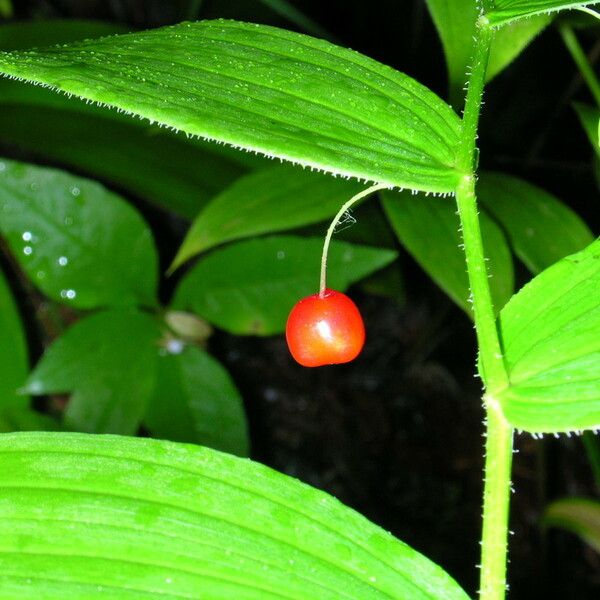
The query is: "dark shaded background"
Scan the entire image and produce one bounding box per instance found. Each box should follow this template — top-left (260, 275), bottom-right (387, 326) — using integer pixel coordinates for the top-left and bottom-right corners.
top-left (5, 1), bottom-right (600, 598)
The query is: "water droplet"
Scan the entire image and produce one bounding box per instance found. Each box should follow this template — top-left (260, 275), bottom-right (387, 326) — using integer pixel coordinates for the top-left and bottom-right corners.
top-left (57, 256), bottom-right (68, 266)
top-left (36, 271), bottom-right (46, 280)
top-left (71, 186), bottom-right (81, 197)
top-left (167, 339), bottom-right (184, 355)
top-left (28, 380), bottom-right (43, 394)
top-left (276, 250), bottom-right (285, 260)
top-left (60, 289), bottom-right (77, 300)
top-left (29, 182), bottom-right (39, 192)
top-left (23, 246), bottom-right (32, 256)
top-left (22, 231), bottom-right (32, 241)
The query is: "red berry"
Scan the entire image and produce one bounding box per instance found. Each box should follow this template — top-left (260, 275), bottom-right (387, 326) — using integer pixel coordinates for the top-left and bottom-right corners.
top-left (285, 289), bottom-right (365, 367)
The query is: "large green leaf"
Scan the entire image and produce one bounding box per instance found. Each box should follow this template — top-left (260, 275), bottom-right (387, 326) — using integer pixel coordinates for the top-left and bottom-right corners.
top-left (0, 158), bottom-right (158, 309)
top-left (172, 235), bottom-right (396, 335)
top-left (382, 190), bottom-right (514, 315)
top-left (544, 498), bottom-right (600, 552)
top-left (0, 20), bottom-right (276, 219)
top-left (172, 164), bottom-right (364, 268)
top-left (486, 0), bottom-right (600, 26)
top-left (0, 267), bottom-right (28, 413)
top-left (0, 103), bottom-right (248, 219)
top-left (23, 310), bottom-right (161, 435)
top-left (144, 344), bottom-right (250, 457)
top-left (0, 431), bottom-right (470, 600)
top-left (426, 0), bottom-right (549, 104)
top-left (478, 171), bottom-right (593, 274)
top-left (496, 239), bottom-right (600, 433)
top-left (0, 20), bottom-right (463, 193)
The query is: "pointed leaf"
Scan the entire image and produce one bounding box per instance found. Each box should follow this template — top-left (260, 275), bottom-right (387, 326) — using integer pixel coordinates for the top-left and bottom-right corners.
top-left (0, 267), bottom-right (28, 412)
top-left (172, 235), bottom-right (396, 335)
top-left (0, 158), bottom-right (158, 309)
top-left (0, 20), bottom-right (463, 193)
top-left (497, 239), bottom-right (600, 433)
top-left (478, 171), bottom-right (593, 273)
top-left (382, 190), bottom-right (514, 315)
top-left (487, 1), bottom-right (600, 27)
top-left (144, 345), bottom-right (249, 457)
top-left (544, 497), bottom-right (600, 553)
top-left (173, 164), bottom-right (364, 268)
top-left (0, 431), bottom-right (470, 600)
top-left (24, 310), bottom-right (161, 435)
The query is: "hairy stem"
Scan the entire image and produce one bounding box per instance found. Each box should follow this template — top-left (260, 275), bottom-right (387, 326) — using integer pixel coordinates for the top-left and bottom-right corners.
top-left (559, 24), bottom-right (600, 108)
top-left (455, 13), bottom-right (513, 600)
top-left (480, 397), bottom-right (514, 600)
top-left (456, 16), bottom-right (508, 392)
top-left (319, 183), bottom-right (388, 296)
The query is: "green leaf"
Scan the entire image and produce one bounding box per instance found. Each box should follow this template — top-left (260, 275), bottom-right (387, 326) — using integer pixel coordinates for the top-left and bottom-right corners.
top-left (144, 344), bottom-right (249, 457)
top-left (574, 101), bottom-right (600, 154)
top-left (487, 14), bottom-right (551, 79)
top-left (0, 158), bottom-right (158, 309)
top-left (0, 408), bottom-right (61, 433)
top-left (172, 235), bottom-right (397, 335)
top-left (487, 0), bottom-right (600, 27)
top-left (478, 171), bottom-right (594, 274)
top-left (0, 19), bottom-right (463, 193)
top-left (0, 268), bottom-right (28, 412)
top-left (425, 0), bottom-right (478, 105)
top-left (0, 431), bottom-right (470, 600)
top-left (497, 239), bottom-right (600, 433)
top-left (426, 0), bottom-right (549, 104)
top-left (173, 164), bottom-right (364, 268)
top-left (381, 190), bottom-right (514, 315)
top-left (0, 103), bottom-right (249, 220)
top-left (23, 310), bottom-right (161, 435)
top-left (544, 497), bottom-right (600, 552)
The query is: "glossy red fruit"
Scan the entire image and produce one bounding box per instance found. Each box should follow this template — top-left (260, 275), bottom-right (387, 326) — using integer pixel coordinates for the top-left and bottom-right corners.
top-left (285, 289), bottom-right (365, 367)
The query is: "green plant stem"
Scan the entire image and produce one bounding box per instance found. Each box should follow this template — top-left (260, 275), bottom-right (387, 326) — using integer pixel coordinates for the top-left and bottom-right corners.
top-left (559, 24), bottom-right (600, 108)
top-left (455, 14), bottom-right (513, 600)
top-left (319, 183), bottom-right (388, 296)
top-left (480, 397), bottom-right (514, 600)
top-left (456, 17), bottom-right (508, 393)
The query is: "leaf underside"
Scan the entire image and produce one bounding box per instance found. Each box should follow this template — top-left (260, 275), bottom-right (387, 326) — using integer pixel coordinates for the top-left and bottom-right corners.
top-left (0, 431), bottom-right (470, 600)
top-left (0, 19), bottom-right (463, 193)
